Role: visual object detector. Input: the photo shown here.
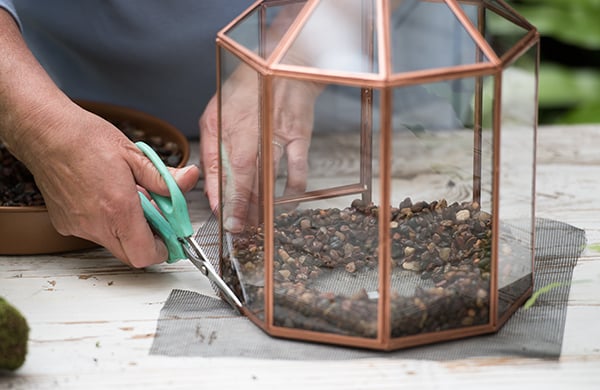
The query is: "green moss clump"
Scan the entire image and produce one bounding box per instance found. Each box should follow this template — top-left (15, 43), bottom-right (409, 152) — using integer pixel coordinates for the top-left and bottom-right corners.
top-left (0, 297), bottom-right (29, 370)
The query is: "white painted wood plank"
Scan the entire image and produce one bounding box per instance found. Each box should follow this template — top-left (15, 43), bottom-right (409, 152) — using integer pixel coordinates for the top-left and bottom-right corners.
top-left (5, 355), bottom-right (600, 390)
top-left (2, 127), bottom-right (600, 388)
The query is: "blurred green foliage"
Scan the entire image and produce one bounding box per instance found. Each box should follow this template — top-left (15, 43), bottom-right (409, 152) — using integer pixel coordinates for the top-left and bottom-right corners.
top-left (506, 0), bottom-right (600, 124)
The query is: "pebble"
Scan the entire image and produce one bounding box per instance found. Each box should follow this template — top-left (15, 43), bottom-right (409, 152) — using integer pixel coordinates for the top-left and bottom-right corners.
top-left (456, 209), bottom-right (470, 222)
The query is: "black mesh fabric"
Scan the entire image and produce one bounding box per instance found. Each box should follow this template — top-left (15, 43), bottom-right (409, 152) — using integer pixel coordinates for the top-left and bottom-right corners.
top-left (150, 218), bottom-right (585, 360)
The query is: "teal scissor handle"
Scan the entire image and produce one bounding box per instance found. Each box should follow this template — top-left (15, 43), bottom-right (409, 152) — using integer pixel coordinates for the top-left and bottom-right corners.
top-left (136, 141), bottom-right (194, 263)
top-left (137, 192), bottom-right (186, 262)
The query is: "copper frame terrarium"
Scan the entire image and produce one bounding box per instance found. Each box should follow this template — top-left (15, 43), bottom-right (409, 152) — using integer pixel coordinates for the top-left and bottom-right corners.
top-left (215, 0), bottom-right (539, 350)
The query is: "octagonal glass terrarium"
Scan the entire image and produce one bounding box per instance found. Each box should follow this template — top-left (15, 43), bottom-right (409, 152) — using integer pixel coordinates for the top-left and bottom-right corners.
top-left (214, 0), bottom-right (539, 350)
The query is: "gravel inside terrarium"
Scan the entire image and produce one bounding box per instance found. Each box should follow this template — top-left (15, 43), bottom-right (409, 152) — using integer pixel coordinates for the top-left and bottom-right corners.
top-left (222, 197), bottom-right (495, 338)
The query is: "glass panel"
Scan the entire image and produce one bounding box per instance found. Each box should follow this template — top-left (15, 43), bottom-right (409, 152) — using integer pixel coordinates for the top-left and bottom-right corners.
top-left (280, 0), bottom-right (379, 75)
top-left (220, 72), bottom-right (380, 338)
top-left (269, 88), bottom-right (381, 339)
top-left (218, 48), bottom-right (265, 318)
top-left (270, 197), bottom-right (379, 338)
top-left (484, 0), bottom-right (531, 28)
top-left (273, 83), bottom-right (372, 198)
top-left (225, 1), bottom-right (307, 60)
top-left (389, 0), bottom-right (488, 73)
top-left (496, 45), bottom-right (538, 318)
top-left (390, 77), bottom-right (492, 337)
top-left (483, 1), bottom-right (531, 59)
top-left (457, 1), bottom-right (480, 27)
top-left (224, 4), bottom-right (262, 55)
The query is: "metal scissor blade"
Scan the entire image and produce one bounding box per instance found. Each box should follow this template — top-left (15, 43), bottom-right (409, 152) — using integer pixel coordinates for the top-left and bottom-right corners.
top-left (183, 237), bottom-right (243, 312)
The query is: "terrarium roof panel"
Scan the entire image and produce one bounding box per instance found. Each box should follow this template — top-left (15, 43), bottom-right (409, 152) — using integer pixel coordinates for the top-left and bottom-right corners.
top-left (483, 0), bottom-right (537, 31)
top-left (219, 0), bottom-right (536, 78)
top-left (277, 0), bottom-right (382, 76)
top-left (481, 3), bottom-right (535, 60)
top-left (221, 0), bottom-right (307, 62)
top-left (388, 0), bottom-right (494, 74)
top-left (273, 0), bottom-right (499, 78)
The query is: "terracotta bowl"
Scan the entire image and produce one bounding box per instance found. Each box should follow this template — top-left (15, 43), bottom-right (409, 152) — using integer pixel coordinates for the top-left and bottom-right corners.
top-left (0, 100), bottom-right (189, 255)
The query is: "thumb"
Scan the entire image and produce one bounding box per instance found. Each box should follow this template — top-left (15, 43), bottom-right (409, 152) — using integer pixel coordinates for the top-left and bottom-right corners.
top-left (170, 165), bottom-right (201, 192)
top-left (130, 149), bottom-right (201, 196)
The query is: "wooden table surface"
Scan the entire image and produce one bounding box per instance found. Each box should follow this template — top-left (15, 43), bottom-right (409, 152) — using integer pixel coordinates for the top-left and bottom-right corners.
top-left (1, 125), bottom-right (600, 389)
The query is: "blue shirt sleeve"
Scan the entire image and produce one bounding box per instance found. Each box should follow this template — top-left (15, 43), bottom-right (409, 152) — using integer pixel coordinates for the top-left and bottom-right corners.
top-left (0, 0), bottom-right (22, 30)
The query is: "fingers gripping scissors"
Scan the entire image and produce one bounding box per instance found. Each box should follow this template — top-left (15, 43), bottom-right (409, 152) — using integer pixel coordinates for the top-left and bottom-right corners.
top-left (135, 141), bottom-right (242, 312)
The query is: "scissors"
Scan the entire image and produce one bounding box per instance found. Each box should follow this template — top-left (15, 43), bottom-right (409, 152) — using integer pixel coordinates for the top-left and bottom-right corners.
top-left (135, 141), bottom-right (242, 312)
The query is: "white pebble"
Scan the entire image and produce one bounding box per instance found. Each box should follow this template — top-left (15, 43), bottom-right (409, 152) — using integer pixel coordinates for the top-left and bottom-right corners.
top-left (456, 209), bottom-right (470, 222)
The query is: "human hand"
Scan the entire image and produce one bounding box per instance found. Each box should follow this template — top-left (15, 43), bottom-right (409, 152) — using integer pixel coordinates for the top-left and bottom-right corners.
top-left (10, 101), bottom-right (200, 267)
top-left (200, 64), bottom-right (322, 232)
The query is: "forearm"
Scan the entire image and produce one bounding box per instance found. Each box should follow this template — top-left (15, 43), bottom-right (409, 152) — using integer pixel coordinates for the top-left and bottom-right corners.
top-left (0, 9), bottom-right (73, 164)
